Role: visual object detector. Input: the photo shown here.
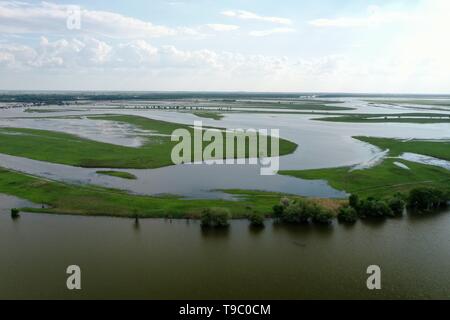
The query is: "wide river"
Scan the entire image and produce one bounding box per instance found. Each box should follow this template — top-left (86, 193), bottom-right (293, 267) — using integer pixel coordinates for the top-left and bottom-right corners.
top-left (1, 194), bottom-right (450, 299)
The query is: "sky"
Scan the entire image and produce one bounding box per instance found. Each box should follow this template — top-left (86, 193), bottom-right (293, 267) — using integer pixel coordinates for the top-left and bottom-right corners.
top-left (0, 0), bottom-right (449, 93)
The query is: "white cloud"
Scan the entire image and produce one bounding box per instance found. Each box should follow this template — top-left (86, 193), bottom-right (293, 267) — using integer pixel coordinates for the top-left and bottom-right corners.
top-left (0, 36), bottom-right (301, 76)
top-left (206, 24), bottom-right (240, 32)
top-left (309, 5), bottom-right (416, 28)
top-left (248, 28), bottom-right (295, 37)
top-left (222, 10), bottom-right (292, 25)
top-left (0, 1), bottom-right (199, 38)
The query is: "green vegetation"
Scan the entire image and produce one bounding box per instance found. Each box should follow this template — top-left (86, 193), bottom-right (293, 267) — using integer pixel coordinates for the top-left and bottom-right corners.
top-left (0, 167), bottom-right (347, 219)
top-left (280, 137), bottom-right (450, 198)
top-left (355, 136), bottom-right (450, 161)
top-left (248, 214), bottom-right (265, 228)
top-left (229, 101), bottom-right (353, 111)
top-left (0, 168), bottom-right (300, 218)
top-left (351, 193), bottom-right (406, 218)
top-left (343, 187), bottom-right (447, 222)
top-left (314, 114), bottom-right (450, 124)
top-left (337, 206), bottom-right (358, 224)
top-left (193, 111), bottom-right (224, 120)
top-left (366, 99), bottom-right (450, 107)
top-left (0, 114), bottom-right (297, 169)
top-left (24, 109), bottom-right (80, 113)
top-left (200, 208), bottom-right (231, 228)
top-left (407, 187), bottom-right (449, 213)
top-left (388, 195), bottom-right (407, 216)
top-left (282, 158), bottom-right (450, 198)
top-left (96, 171), bottom-right (137, 180)
top-left (11, 208), bottom-right (20, 219)
top-left (272, 197), bottom-right (334, 225)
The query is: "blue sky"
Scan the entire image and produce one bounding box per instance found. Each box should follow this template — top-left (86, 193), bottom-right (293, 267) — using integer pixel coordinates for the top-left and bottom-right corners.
top-left (0, 0), bottom-right (448, 93)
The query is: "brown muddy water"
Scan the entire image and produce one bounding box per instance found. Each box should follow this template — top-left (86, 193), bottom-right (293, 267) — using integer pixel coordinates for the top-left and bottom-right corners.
top-left (1, 194), bottom-right (449, 300)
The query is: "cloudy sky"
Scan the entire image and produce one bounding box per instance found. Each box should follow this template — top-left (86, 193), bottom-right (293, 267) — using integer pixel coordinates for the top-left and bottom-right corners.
top-left (0, 0), bottom-right (449, 93)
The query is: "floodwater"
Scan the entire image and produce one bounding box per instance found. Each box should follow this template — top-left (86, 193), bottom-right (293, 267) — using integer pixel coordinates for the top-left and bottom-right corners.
top-left (1, 97), bottom-right (450, 299)
top-left (0, 100), bottom-right (449, 198)
top-left (1, 206), bottom-right (450, 299)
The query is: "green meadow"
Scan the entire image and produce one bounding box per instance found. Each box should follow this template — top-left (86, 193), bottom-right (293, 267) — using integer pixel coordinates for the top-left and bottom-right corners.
top-left (0, 168), bottom-right (343, 218)
top-left (0, 114), bottom-right (297, 169)
top-left (314, 114), bottom-right (450, 124)
top-left (96, 171), bottom-right (137, 180)
top-left (281, 137), bottom-right (450, 198)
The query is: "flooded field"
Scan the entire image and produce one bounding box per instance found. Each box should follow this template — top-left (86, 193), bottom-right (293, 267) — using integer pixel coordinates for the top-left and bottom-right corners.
top-left (1, 95), bottom-right (450, 299)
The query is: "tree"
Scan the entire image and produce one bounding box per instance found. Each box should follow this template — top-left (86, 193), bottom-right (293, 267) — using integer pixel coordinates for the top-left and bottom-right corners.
top-left (338, 206), bottom-right (358, 224)
top-left (201, 208), bottom-right (231, 228)
top-left (349, 194), bottom-right (360, 210)
top-left (388, 195), bottom-right (406, 216)
top-left (281, 200), bottom-right (312, 224)
top-left (358, 198), bottom-right (393, 218)
top-left (272, 205), bottom-right (284, 219)
top-left (408, 187), bottom-right (448, 213)
top-left (11, 208), bottom-right (20, 219)
top-left (312, 209), bottom-right (334, 225)
top-left (248, 214), bottom-right (265, 228)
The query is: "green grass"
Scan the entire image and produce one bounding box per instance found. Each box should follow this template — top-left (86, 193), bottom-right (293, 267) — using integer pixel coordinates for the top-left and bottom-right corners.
top-left (193, 111), bottom-right (224, 120)
top-left (24, 109), bottom-right (80, 113)
top-left (96, 171), bottom-right (137, 180)
top-left (314, 114), bottom-right (450, 124)
top-left (229, 101), bottom-right (354, 111)
top-left (0, 167), bottom-right (334, 218)
top-left (355, 136), bottom-right (450, 161)
top-left (0, 114), bottom-right (297, 169)
top-left (281, 159), bottom-right (450, 198)
top-left (366, 99), bottom-right (450, 107)
top-left (280, 137), bottom-right (450, 198)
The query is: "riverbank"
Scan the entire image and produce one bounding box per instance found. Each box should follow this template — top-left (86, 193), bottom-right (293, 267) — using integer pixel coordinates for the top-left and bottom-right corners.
top-left (0, 167), bottom-right (344, 218)
top-left (281, 137), bottom-right (450, 198)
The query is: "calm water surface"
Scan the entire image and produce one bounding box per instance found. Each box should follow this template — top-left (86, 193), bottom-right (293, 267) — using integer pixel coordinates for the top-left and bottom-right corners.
top-left (1, 197), bottom-right (450, 299)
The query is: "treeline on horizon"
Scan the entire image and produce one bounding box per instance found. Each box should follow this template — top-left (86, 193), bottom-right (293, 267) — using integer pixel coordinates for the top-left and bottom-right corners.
top-left (2, 92), bottom-right (450, 104)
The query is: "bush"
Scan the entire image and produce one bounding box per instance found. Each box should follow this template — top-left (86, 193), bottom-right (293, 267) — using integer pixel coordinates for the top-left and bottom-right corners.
top-left (408, 187), bottom-right (449, 213)
top-left (358, 198), bottom-right (394, 218)
top-left (11, 208), bottom-right (20, 219)
top-left (278, 198), bottom-right (333, 225)
top-left (282, 199), bottom-right (319, 224)
top-left (312, 209), bottom-right (334, 225)
top-left (388, 196), bottom-right (406, 216)
top-left (349, 194), bottom-right (360, 210)
top-left (201, 208), bottom-right (231, 228)
top-left (337, 206), bottom-right (358, 224)
top-left (272, 205), bottom-right (284, 219)
top-left (248, 214), bottom-right (265, 228)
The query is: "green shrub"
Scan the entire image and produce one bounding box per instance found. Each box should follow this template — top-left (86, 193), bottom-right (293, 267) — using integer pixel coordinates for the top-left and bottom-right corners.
top-left (283, 199), bottom-right (330, 224)
top-left (201, 208), bottom-right (231, 228)
top-left (388, 196), bottom-right (406, 216)
top-left (337, 206), bottom-right (358, 224)
top-left (280, 197), bottom-right (291, 208)
top-left (349, 194), bottom-right (360, 210)
top-left (272, 205), bottom-right (284, 219)
top-left (408, 187), bottom-right (449, 213)
top-left (248, 214), bottom-right (265, 228)
top-left (281, 199), bottom-right (313, 224)
top-left (358, 198), bottom-right (393, 218)
top-left (11, 208), bottom-right (20, 219)
top-left (312, 209), bottom-right (334, 225)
